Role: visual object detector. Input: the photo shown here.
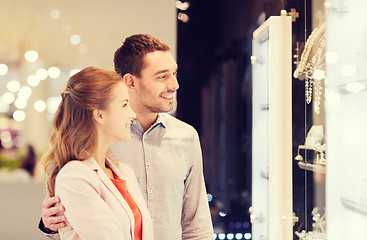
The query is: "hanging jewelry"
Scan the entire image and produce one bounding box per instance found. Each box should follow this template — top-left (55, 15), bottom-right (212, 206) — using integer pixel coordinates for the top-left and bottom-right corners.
top-left (294, 23), bottom-right (326, 114)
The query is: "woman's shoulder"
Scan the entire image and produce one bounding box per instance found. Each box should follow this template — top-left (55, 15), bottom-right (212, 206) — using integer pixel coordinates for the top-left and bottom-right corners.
top-left (57, 160), bottom-right (96, 181)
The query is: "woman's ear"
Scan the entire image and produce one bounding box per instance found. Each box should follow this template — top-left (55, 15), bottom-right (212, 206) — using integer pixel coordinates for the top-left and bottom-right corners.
top-left (123, 73), bottom-right (136, 90)
top-left (93, 109), bottom-right (104, 124)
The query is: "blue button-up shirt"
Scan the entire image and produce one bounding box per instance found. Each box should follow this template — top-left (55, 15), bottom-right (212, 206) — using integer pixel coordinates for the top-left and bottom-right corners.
top-left (110, 113), bottom-right (214, 240)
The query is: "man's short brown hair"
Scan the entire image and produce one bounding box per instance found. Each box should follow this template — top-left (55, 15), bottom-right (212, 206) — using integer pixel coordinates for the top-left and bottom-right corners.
top-left (114, 34), bottom-right (170, 78)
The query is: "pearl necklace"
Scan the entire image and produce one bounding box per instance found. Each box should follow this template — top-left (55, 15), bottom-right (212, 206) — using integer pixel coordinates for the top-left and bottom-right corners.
top-left (294, 22), bottom-right (326, 114)
top-left (294, 22), bottom-right (326, 79)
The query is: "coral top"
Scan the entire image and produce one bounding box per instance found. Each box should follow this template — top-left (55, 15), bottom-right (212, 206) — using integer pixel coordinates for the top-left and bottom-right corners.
top-left (110, 173), bottom-right (143, 240)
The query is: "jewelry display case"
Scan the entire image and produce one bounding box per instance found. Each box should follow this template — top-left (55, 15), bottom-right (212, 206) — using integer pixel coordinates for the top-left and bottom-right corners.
top-left (292, 20), bottom-right (327, 240)
top-left (251, 13), bottom-right (292, 240)
top-left (252, 1), bottom-right (367, 239)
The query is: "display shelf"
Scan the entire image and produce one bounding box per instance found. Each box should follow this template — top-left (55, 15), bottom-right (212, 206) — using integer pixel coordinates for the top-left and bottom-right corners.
top-left (340, 197), bottom-right (367, 216)
top-left (297, 161), bottom-right (326, 174)
top-left (295, 230), bottom-right (326, 240)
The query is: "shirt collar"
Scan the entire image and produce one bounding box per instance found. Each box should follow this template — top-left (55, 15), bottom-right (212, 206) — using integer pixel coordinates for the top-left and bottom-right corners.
top-left (155, 113), bottom-right (167, 128)
top-left (131, 113), bottom-right (167, 135)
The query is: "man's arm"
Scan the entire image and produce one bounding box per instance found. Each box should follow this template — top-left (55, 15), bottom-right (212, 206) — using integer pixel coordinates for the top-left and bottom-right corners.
top-left (38, 196), bottom-right (66, 239)
top-left (181, 131), bottom-right (214, 240)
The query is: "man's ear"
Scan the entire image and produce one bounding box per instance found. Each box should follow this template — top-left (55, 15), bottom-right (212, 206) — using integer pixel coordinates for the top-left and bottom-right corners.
top-left (122, 73), bottom-right (136, 90)
top-left (93, 109), bottom-right (104, 124)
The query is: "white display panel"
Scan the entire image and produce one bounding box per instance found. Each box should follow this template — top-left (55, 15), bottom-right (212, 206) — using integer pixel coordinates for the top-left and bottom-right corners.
top-left (326, 0), bottom-right (367, 238)
top-left (251, 15), bottom-right (292, 240)
top-left (252, 27), bottom-right (270, 240)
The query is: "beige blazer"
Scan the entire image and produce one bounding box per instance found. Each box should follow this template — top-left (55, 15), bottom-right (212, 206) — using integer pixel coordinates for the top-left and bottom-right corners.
top-left (55, 157), bottom-right (154, 240)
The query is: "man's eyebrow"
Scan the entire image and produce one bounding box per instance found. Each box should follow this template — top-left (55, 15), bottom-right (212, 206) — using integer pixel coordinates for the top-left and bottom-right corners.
top-left (153, 69), bottom-right (170, 76)
top-left (153, 68), bottom-right (178, 76)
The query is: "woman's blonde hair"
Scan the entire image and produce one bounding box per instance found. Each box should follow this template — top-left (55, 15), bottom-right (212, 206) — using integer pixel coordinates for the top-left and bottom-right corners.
top-left (42, 66), bottom-right (123, 196)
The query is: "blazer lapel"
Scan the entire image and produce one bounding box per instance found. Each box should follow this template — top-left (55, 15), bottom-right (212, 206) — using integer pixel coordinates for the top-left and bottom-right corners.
top-left (106, 159), bottom-right (153, 240)
top-left (83, 158), bottom-right (135, 238)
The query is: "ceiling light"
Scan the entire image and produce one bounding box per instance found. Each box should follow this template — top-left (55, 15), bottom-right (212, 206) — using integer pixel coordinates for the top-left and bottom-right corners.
top-left (27, 75), bottom-right (40, 87)
top-left (2, 92), bottom-right (15, 104)
top-left (34, 100), bottom-right (46, 112)
top-left (70, 34), bottom-right (81, 45)
top-left (7, 80), bottom-right (20, 93)
top-left (48, 67), bottom-right (61, 79)
top-left (13, 110), bottom-right (26, 122)
top-left (345, 81), bottom-right (366, 93)
top-left (25, 50), bottom-right (39, 62)
top-left (36, 68), bottom-right (48, 80)
top-left (18, 86), bottom-right (32, 100)
top-left (0, 63), bottom-right (8, 75)
top-left (50, 9), bottom-right (61, 19)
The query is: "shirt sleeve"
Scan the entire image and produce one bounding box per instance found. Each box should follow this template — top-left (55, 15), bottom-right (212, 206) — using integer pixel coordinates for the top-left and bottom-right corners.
top-left (38, 218), bottom-right (60, 240)
top-left (55, 162), bottom-right (126, 240)
top-left (181, 130), bottom-right (214, 240)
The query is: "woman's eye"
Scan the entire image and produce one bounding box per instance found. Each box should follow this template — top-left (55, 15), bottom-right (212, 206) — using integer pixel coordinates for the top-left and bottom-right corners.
top-left (123, 103), bottom-right (128, 108)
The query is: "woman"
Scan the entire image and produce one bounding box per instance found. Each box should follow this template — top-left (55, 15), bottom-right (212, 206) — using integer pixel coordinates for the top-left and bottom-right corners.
top-left (42, 66), bottom-right (153, 240)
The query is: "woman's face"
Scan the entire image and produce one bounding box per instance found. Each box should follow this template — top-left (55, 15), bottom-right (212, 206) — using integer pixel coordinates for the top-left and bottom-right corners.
top-left (101, 82), bottom-right (136, 142)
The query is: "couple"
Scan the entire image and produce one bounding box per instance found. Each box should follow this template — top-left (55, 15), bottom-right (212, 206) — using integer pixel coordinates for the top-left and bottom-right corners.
top-left (40, 34), bottom-right (214, 240)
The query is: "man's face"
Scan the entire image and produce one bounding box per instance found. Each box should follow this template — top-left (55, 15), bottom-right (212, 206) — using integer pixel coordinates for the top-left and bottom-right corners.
top-left (135, 51), bottom-right (179, 114)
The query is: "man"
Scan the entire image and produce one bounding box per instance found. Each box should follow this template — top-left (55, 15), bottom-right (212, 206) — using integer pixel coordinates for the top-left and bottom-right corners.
top-left (40, 34), bottom-right (214, 240)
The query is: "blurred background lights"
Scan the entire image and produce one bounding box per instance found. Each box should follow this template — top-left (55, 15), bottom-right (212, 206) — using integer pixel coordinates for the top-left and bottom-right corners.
top-left (14, 98), bottom-right (27, 109)
top-left (70, 34), bottom-right (81, 45)
top-left (62, 24), bottom-right (72, 34)
top-left (13, 136), bottom-right (25, 148)
top-left (46, 96), bottom-right (62, 121)
top-left (235, 233), bottom-right (243, 239)
top-left (0, 131), bottom-right (11, 143)
top-left (2, 92), bottom-right (15, 104)
top-left (345, 81), bottom-right (366, 93)
top-left (0, 131), bottom-right (12, 149)
top-left (24, 50), bottom-right (39, 62)
top-left (27, 75), bottom-right (40, 87)
top-left (313, 69), bottom-right (325, 80)
top-left (244, 233), bottom-right (251, 239)
top-left (219, 211), bottom-right (227, 217)
top-left (34, 100), bottom-right (46, 112)
top-left (218, 233), bottom-right (225, 240)
top-left (47, 96), bottom-right (62, 114)
top-left (7, 80), bottom-right (21, 93)
top-left (325, 51), bottom-right (338, 63)
top-left (178, 12), bottom-right (189, 22)
top-left (18, 86), bottom-right (32, 100)
top-left (48, 67), bottom-right (61, 78)
top-left (13, 110), bottom-right (26, 122)
top-left (0, 98), bottom-right (10, 113)
top-left (36, 68), bottom-right (48, 80)
top-left (77, 44), bottom-right (88, 54)
top-left (69, 69), bottom-right (81, 77)
top-left (0, 63), bottom-right (8, 75)
top-left (50, 9), bottom-right (61, 19)
top-left (176, 1), bottom-right (190, 10)
top-left (227, 233), bottom-right (234, 240)
top-left (207, 193), bottom-right (213, 202)
top-left (341, 65), bottom-right (357, 77)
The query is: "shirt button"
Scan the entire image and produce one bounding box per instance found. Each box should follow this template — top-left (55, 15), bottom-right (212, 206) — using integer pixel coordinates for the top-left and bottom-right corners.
top-left (148, 189), bottom-right (152, 194)
top-left (146, 162), bottom-right (150, 167)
